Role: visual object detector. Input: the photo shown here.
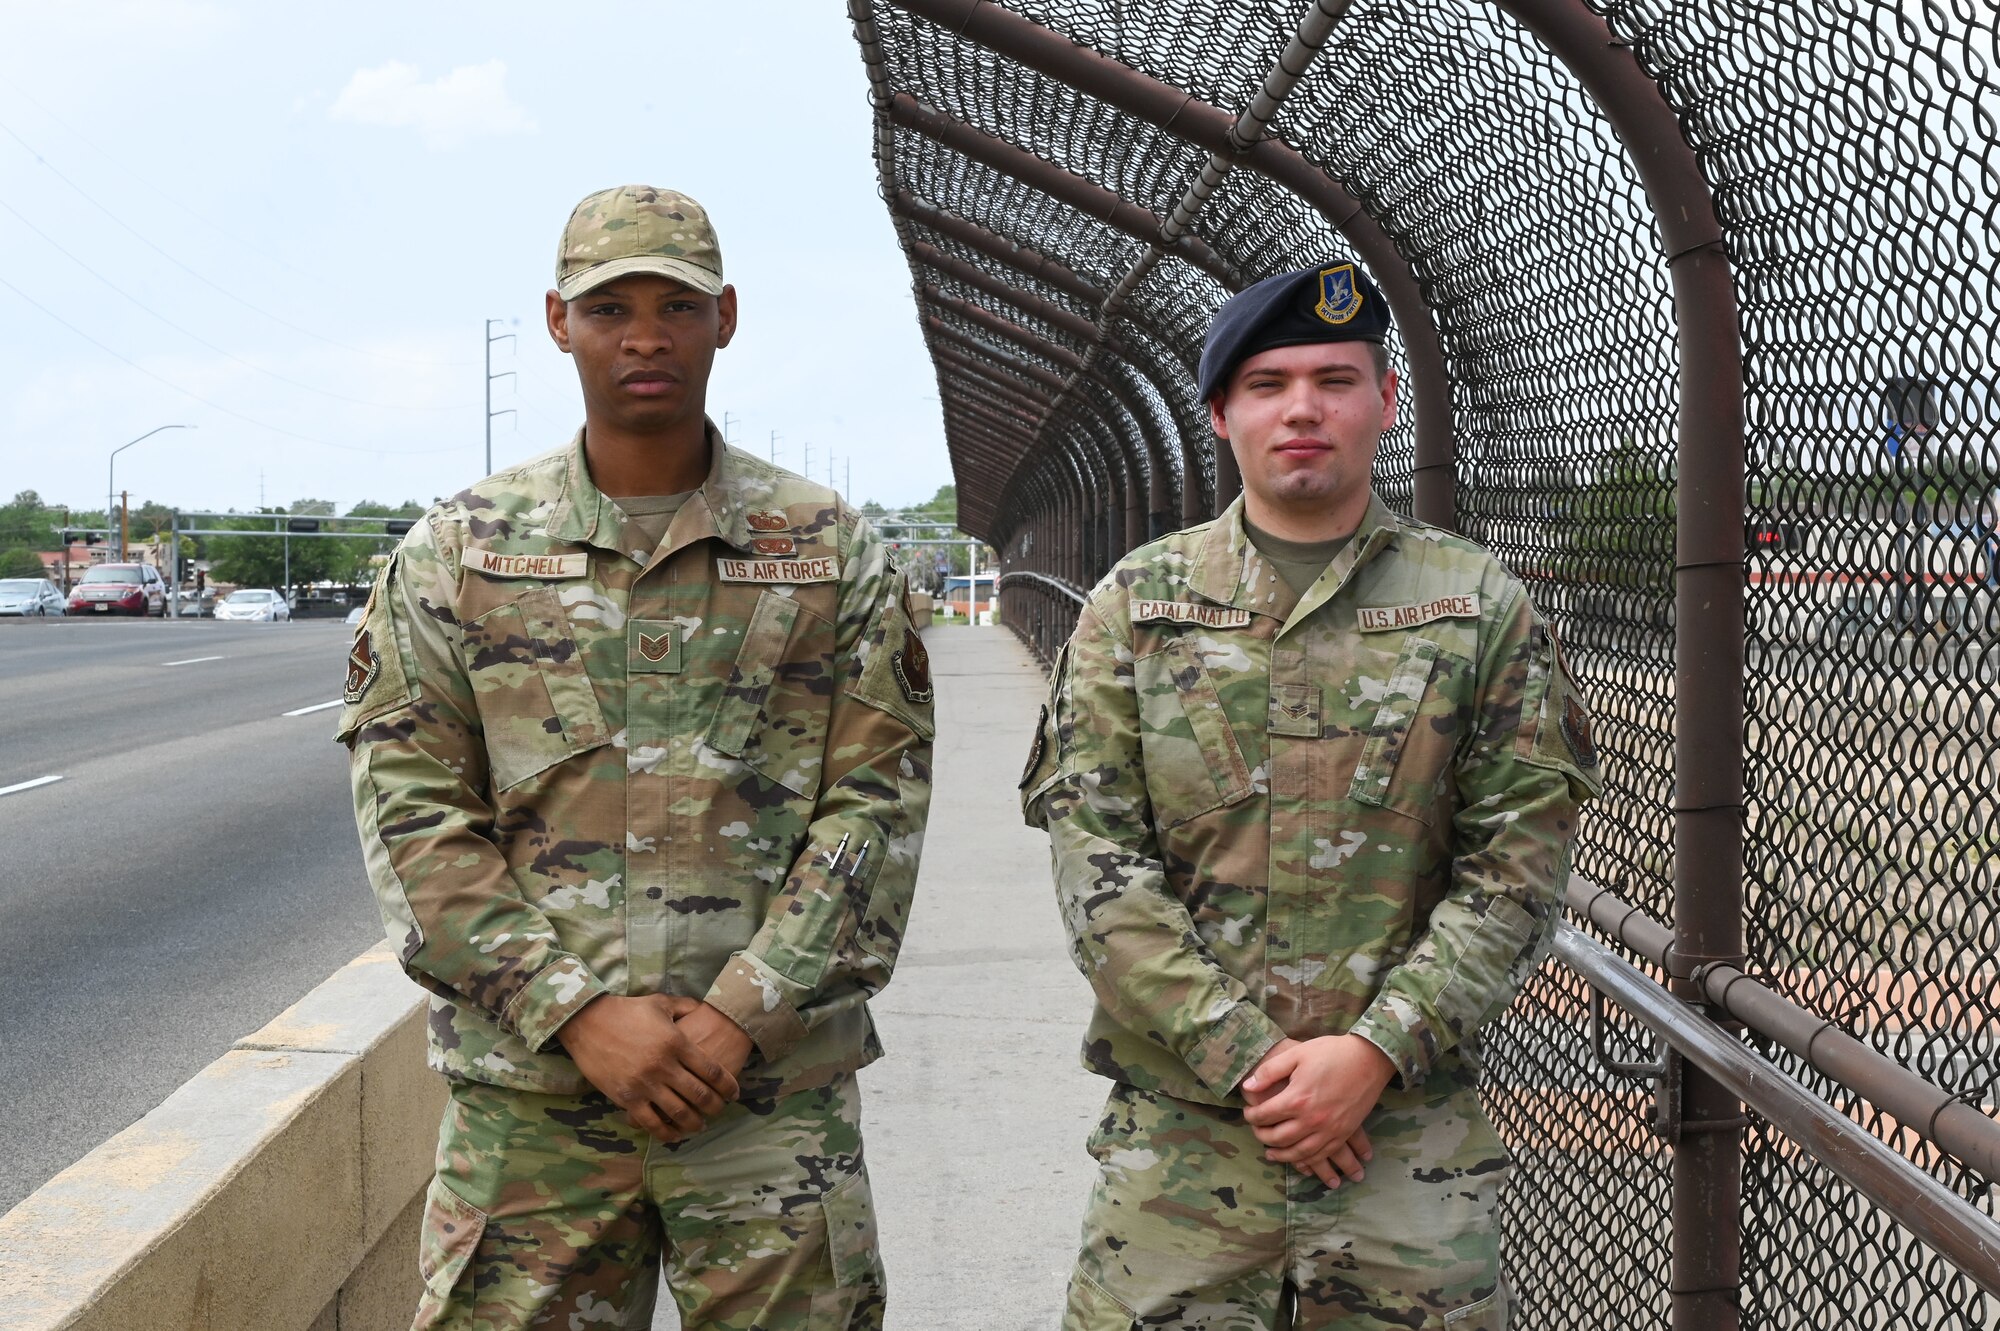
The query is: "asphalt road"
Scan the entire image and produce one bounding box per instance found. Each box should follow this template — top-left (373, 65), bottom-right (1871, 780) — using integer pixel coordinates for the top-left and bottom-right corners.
top-left (0, 616), bottom-right (383, 1214)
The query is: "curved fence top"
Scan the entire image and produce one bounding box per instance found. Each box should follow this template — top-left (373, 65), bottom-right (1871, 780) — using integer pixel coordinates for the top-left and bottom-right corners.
top-left (853, 2), bottom-right (2000, 1326)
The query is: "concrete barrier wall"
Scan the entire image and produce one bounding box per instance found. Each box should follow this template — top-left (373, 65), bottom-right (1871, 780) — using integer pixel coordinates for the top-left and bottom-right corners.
top-left (0, 943), bottom-right (443, 1331)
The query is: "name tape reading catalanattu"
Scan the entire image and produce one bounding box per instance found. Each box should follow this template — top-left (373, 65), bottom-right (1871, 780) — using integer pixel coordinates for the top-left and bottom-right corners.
top-left (1132, 600), bottom-right (1253, 628)
top-left (1356, 594), bottom-right (1481, 632)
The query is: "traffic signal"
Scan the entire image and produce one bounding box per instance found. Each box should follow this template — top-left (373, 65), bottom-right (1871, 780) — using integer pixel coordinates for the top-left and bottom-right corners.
top-left (384, 520), bottom-right (414, 536)
top-left (1745, 520), bottom-right (1798, 552)
top-left (286, 517), bottom-right (321, 533)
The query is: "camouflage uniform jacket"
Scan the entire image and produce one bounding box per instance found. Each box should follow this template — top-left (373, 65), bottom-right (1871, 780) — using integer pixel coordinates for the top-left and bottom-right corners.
top-left (1021, 492), bottom-right (1599, 1107)
top-left (338, 425), bottom-right (936, 1097)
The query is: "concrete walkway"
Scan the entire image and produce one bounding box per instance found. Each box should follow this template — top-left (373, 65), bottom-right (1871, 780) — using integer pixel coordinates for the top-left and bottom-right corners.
top-left (651, 626), bottom-right (1104, 1329)
top-left (862, 626), bottom-right (1104, 1331)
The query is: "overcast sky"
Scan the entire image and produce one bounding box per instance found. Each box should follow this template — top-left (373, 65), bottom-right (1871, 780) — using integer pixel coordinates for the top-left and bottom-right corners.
top-left (0, 0), bottom-right (948, 519)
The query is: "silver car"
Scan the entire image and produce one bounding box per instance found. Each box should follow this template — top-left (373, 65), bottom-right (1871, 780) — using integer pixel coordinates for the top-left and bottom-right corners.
top-left (0, 577), bottom-right (66, 616)
top-left (214, 588), bottom-right (293, 622)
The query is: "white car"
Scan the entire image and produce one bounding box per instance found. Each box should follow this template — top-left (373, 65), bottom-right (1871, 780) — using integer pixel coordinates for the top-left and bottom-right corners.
top-left (0, 578), bottom-right (66, 616)
top-left (214, 588), bottom-right (292, 622)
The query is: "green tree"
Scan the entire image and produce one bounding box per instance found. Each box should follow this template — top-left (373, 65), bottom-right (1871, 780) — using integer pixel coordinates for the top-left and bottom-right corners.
top-left (335, 499), bottom-right (426, 585)
top-left (0, 491), bottom-right (61, 551)
top-left (0, 548), bottom-right (46, 578)
top-left (1560, 439), bottom-right (1674, 593)
top-left (206, 504), bottom-right (345, 591)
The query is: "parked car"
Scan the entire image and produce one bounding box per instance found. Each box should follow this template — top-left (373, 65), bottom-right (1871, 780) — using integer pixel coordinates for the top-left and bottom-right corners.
top-left (0, 578), bottom-right (66, 616)
top-left (343, 603), bottom-right (367, 627)
top-left (214, 588), bottom-right (292, 622)
top-left (67, 563), bottom-right (167, 616)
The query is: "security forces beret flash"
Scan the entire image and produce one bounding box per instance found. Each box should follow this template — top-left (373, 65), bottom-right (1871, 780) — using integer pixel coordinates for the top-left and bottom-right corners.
top-left (1197, 262), bottom-right (1392, 402)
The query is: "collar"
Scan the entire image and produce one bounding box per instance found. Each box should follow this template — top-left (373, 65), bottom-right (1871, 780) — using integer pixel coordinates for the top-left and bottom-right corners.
top-left (1187, 490), bottom-right (1402, 630)
top-left (540, 421), bottom-right (772, 563)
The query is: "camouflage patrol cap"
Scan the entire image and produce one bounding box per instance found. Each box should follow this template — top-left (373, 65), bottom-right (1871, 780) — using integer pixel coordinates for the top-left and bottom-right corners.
top-left (556, 185), bottom-right (724, 301)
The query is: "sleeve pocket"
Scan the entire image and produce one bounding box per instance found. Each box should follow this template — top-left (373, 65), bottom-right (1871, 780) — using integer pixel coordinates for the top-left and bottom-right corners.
top-left (411, 1175), bottom-right (487, 1329)
top-left (1350, 636), bottom-right (1458, 825)
top-left (1442, 1279), bottom-right (1509, 1328)
top-left (1131, 638), bottom-right (1253, 829)
top-left (706, 591), bottom-right (831, 800)
top-left (463, 588), bottom-right (609, 792)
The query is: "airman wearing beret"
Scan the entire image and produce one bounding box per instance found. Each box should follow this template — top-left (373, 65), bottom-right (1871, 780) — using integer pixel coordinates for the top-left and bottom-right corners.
top-left (342, 184), bottom-right (933, 1331)
top-left (1023, 262), bottom-right (1599, 1329)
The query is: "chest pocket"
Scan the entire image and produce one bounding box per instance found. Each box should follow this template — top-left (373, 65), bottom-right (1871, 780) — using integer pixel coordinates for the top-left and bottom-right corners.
top-left (1131, 636), bottom-right (1254, 830)
top-left (706, 591), bottom-right (833, 800)
top-left (463, 585), bottom-right (610, 792)
top-left (1348, 634), bottom-right (1465, 825)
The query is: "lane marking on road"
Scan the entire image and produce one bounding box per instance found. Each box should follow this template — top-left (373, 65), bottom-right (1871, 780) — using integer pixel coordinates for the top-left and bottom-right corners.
top-left (0, 775), bottom-right (64, 798)
top-left (161, 655), bottom-right (226, 667)
top-left (282, 700), bottom-right (343, 717)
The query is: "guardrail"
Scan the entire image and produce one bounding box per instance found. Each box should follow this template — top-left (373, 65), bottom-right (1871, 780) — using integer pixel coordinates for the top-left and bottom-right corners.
top-left (0, 943), bottom-right (440, 1331)
top-left (995, 568), bottom-right (1086, 665)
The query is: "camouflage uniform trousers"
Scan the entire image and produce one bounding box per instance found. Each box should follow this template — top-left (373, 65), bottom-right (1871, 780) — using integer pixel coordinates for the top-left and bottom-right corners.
top-left (412, 1072), bottom-right (884, 1331)
top-left (1064, 1083), bottom-right (1510, 1331)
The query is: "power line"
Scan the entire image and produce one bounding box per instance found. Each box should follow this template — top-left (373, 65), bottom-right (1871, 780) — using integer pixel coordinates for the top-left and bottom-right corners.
top-left (1, 81), bottom-right (322, 286)
top-left (0, 192), bottom-right (475, 412)
top-left (0, 115), bottom-right (479, 368)
top-left (0, 272), bottom-right (469, 457)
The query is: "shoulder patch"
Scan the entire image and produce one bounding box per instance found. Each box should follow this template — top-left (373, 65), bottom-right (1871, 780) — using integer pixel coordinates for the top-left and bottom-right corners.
top-left (344, 630), bottom-right (381, 704)
top-left (892, 627), bottom-right (933, 704)
top-left (1132, 599), bottom-right (1251, 629)
top-left (1561, 692), bottom-right (1598, 770)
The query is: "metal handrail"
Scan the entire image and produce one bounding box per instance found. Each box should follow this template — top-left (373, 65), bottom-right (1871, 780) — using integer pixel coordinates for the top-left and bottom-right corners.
top-left (1554, 924), bottom-right (2000, 1299)
top-left (1568, 878), bottom-right (2000, 1184)
top-left (996, 568), bottom-right (1086, 605)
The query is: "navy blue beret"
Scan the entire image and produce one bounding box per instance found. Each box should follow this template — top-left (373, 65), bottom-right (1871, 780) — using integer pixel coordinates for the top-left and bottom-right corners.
top-left (1196, 262), bottom-right (1392, 402)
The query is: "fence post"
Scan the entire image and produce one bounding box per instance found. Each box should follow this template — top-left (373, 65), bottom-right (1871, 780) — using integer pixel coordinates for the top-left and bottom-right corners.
top-left (1494, 4), bottom-right (1749, 1327)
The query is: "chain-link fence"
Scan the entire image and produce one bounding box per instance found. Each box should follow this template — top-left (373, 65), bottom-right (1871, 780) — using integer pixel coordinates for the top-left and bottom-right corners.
top-left (853, 0), bottom-right (1999, 1325)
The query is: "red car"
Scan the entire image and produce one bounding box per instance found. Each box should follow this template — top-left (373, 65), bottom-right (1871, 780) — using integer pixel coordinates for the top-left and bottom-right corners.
top-left (68, 563), bottom-right (168, 616)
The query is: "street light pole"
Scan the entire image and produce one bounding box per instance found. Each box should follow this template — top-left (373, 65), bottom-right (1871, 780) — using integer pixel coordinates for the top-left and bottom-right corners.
top-left (108, 424), bottom-right (195, 560)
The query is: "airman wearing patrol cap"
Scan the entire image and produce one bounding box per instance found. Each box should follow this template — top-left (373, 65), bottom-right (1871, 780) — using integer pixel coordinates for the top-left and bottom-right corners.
top-left (342, 184), bottom-right (933, 1331)
top-left (1024, 261), bottom-right (1599, 1330)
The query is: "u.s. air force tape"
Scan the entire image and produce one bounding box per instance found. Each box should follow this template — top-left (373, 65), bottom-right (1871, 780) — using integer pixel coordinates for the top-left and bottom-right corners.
top-left (1356, 594), bottom-right (1480, 632)
top-left (717, 555), bottom-right (839, 584)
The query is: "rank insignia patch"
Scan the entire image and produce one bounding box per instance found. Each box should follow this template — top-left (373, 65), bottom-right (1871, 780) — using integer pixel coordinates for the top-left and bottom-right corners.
top-left (628, 620), bottom-right (684, 674)
top-left (1314, 262), bottom-right (1364, 325)
top-left (892, 627), bottom-right (934, 704)
top-left (344, 631), bottom-right (380, 704)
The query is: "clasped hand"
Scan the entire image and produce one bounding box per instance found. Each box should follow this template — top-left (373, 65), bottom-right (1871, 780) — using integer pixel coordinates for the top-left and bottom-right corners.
top-left (1240, 1034), bottom-right (1397, 1191)
top-left (558, 994), bottom-right (754, 1143)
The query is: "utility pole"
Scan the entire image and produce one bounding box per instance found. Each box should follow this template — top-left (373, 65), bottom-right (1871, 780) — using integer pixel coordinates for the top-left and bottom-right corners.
top-left (120, 491), bottom-right (129, 563)
top-left (802, 441), bottom-right (813, 481)
top-left (485, 319), bottom-right (517, 474)
top-left (828, 450), bottom-right (836, 492)
top-left (769, 430), bottom-right (780, 465)
top-left (722, 411), bottom-right (738, 443)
